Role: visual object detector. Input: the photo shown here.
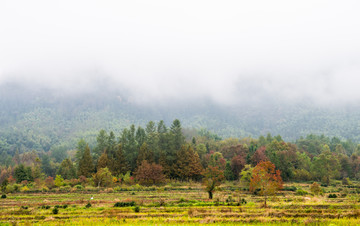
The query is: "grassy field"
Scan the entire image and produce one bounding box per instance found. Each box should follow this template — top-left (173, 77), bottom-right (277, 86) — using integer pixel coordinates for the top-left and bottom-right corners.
top-left (1, 182), bottom-right (360, 225)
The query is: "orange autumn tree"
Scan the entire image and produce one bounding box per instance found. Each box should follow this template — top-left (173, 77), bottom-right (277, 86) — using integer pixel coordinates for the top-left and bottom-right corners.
top-left (203, 166), bottom-right (225, 199)
top-left (250, 161), bottom-right (283, 207)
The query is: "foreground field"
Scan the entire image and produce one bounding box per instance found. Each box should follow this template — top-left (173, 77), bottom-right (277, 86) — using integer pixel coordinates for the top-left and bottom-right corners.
top-left (1, 182), bottom-right (360, 225)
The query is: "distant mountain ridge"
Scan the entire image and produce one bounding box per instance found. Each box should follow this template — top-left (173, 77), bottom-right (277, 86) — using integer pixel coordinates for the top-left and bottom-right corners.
top-left (1, 82), bottom-right (360, 153)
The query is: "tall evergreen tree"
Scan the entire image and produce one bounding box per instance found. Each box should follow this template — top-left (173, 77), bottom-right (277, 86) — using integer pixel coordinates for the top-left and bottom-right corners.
top-left (120, 125), bottom-right (138, 172)
top-left (78, 144), bottom-right (94, 177)
top-left (107, 131), bottom-right (117, 156)
top-left (170, 119), bottom-right (185, 151)
top-left (136, 142), bottom-right (154, 167)
top-left (97, 150), bottom-right (109, 171)
top-left (57, 158), bottom-right (76, 179)
top-left (41, 155), bottom-right (55, 177)
top-left (174, 145), bottom-right (203, 180)
top-left (135, 126), bottom-right (146, 148)
top-left (145, 121), bottom-right (159, 162)
top-left (224, 161), bottom-right (235, 181)
top-left (110, 144), bottom-right (128, 176)
top-left (157, 120), bottom-right (169, 152)
top-left (94, 130), bottom-right (109, 160)
top-left (14, 164), bottom-right (33, 183)
top-left (75, 139), bottom-right (87, 166)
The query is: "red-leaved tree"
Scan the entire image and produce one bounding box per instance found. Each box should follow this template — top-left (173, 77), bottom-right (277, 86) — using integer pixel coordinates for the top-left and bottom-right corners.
top-left (135, 160), bottom-right (165, 186)
top-left (250, 161), bottom-right (283, 207)
top-left (203, 166), bottom-right (225, 199)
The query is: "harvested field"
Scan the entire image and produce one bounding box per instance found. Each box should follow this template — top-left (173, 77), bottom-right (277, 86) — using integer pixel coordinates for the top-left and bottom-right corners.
top-left (1, 182), bottom-right (360, 225)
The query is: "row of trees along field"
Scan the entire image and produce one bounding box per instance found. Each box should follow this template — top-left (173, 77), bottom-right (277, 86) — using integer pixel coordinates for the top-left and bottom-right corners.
top-left (1, 119), bottom-right (360, 195)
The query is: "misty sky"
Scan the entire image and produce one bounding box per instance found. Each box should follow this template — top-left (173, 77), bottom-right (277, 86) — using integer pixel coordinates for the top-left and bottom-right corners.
top-left (1, 0), bottom-right (360, 105)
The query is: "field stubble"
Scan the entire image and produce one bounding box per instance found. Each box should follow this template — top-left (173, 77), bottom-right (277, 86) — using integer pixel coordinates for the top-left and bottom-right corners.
top-left (1, 182), bottom-right (360, 225)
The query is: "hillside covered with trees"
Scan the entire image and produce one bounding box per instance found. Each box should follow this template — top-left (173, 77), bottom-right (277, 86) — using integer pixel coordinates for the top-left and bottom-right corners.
top-left (2, 82), bottom-right (360, 159)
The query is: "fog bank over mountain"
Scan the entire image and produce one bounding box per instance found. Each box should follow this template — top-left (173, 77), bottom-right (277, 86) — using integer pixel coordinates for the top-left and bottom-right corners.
top-left (1, 1), bottom-right (360, 106)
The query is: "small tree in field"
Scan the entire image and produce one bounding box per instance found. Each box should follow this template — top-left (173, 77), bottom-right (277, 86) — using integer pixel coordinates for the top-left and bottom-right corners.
top-left (93, 167), bottom-right (113, 188)
top-left (310, 182), bottom-right (322, 195)
top-left (250, 161), bottom-right (283, 207)
top-left (203, 166), bottom-right (224, 199)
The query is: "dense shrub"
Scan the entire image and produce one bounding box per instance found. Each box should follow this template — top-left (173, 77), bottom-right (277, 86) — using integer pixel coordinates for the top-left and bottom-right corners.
top-left (295, 189), bottom-right (308, 195)
top-left (134, 206), bottom-right (140, 212)
top-left (74, 185), bottom-right (84, 190)
top-left (114, 201), bottom-right (136, 207)
top-left (1, 194), bottom-right (6, 198)
top-left (283, 186), bottom-right (297, 191)
top-left (239, 198), bottom-right (247, 205)
top-left (59, 185), bottom-right (71, 192)
top-left (52, 207), bottom-right (59, 214)
top-left (310, 182), bottom-right (322, 195)
top-left (85, 202), bottom-right (92, 208)
top-left (328, 194), bottom-right (337, 198)
top-left (40, 205), bottom-right (50, 209)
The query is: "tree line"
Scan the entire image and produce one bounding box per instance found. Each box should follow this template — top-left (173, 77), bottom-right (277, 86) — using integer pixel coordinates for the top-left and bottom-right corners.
top-left (1, 119), bottom-right (360, 191)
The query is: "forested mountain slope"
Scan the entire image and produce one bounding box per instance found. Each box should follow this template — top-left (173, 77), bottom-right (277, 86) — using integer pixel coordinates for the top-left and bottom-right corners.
top-left (1, 82), bottom-right (360, 154)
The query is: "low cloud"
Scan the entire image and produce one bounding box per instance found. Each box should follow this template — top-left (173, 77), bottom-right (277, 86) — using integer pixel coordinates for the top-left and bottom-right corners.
top-left (1, 0), bottom-right (360, 106)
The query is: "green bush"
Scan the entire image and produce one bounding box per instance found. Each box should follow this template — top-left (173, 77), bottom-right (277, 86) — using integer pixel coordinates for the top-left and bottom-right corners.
top-left (239, 198), bottom-right (247, 205)
top-left (114, 201), bottom-right (136, 207)
top-left (283, 186), bottom-right (297, 191)
top-left (295, 189), bottom-right (308, 195)
top-left (59, 185), bottom-right (71, 192)
top-left (40, 205), bottom-right (50, 209)
top-left (74, 185), bottom-right (83, 190)
top-left (328, 194), bottom-right (337, 198)
top-left (134, 206), bottom-right (140, 213)
top-left (85, 202), bottom-right (92, 208)
top-left (52, 207), bottom-right (59, 214)
top-left (1, 194), bottom-right (6, 199)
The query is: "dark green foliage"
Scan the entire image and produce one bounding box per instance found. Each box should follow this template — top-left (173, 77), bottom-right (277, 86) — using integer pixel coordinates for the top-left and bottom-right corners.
top-left (135, 126), bottom-right (146, 148)
top-left (240, 198), bottom-right (247, 205)
top-left (94, 130), bottom-right (109, 160)
top-left (283, 186), bottom-right (297, 191)
top-left (75, 139), bottom-right (87, 165)
top-left (120, 125), bottom-right (138, 172)
top-left (136, 142), bottom-right (154, 166)
top-left (85, 202), bottom-right (92, 208)
top-left (41, 155), bottom-right (55, 177)
top-left (52, 207), bottom-right (59, 214)
top-left (170, 119), bottom-right (185, 151)
top-left (224, 161), bottom-right (235, 181)
top-left (1, 179), bottom-right (8, 193)
top-left (114, 201), bottom-right (136, 207)
top-left (51, 145), bottom-right (67, 163)
top-left (134, 206), bottom-right (140, 212)
top-left (78, 144), bottom-right (94, 177)
top-left (328, 194), bottom-right (337, 198)
top-left (57, 158), bottom-right (76, 179)
top-left (14, 164), bottom-right (33, 183)
top-left (109, 145), bottom-right (128, 176)
top-left (1, 194), bottom-right (6, 198)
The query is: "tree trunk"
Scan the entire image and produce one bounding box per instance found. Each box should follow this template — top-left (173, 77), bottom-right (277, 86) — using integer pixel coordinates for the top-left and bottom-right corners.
top-left (264, 195), bottom-right (267, 208)
top-left (208, 191), bottom-right (213, 199)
